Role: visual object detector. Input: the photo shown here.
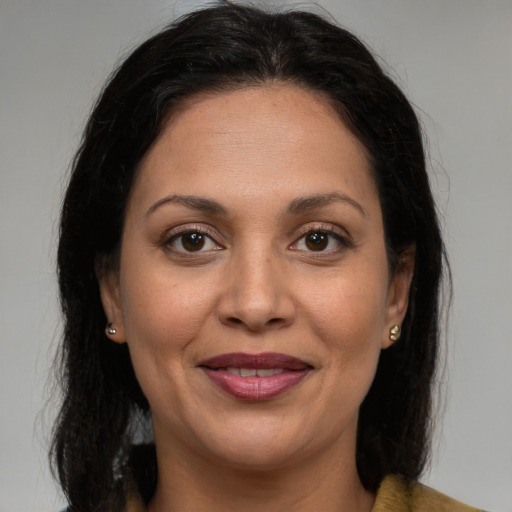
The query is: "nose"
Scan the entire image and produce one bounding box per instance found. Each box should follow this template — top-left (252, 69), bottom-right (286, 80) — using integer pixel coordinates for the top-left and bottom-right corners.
top-left (217, 246), bottom-right (295, 333)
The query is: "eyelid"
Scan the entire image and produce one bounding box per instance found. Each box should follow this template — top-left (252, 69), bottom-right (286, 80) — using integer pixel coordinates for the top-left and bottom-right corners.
top-left (293, 222), bottom-right (349, 239)
top-left (289, 222), bottom-right (353, 252)
top-left (162, 224), bottom-right (225, 253)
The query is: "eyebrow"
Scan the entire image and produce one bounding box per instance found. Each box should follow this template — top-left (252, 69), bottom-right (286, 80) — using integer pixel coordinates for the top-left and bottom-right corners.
top-left (288, 192), bottom-right (366, 217)
top-left (145, 191), bottom-right (366, 218)
top-left (146, 194), bottom-right (228, 217)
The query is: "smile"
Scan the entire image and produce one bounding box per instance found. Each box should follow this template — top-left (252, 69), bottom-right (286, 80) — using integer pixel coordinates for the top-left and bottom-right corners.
top-left (225, 367), bottom-right (284, 377)
top-left (199, 352), bottom-right (313, 400)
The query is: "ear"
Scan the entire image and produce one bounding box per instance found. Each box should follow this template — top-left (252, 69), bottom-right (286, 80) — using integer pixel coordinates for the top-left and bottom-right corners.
top-left (382, 245), bottom-right (415, 349)
top-left (98, 268), bottom-right (127, 344)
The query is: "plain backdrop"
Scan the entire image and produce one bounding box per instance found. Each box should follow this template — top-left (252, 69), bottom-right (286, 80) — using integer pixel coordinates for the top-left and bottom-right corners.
top-left (1, 1), bottom-right (511, 511)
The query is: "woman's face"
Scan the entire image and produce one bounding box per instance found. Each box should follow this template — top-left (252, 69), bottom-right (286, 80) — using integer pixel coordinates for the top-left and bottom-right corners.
top-left (101, 84), bottom-right (412, 471)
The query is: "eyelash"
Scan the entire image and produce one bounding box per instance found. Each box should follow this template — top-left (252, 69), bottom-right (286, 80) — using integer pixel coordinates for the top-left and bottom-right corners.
top-left (162, 224), bottom-right (351, 256)
top-left (163, 225), bottom-right (223, 256)
top-left (290, 225), bottom-right (352, 254)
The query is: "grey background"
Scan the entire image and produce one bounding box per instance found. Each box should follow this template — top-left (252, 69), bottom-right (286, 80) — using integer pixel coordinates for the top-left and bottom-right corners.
top-left (1, 1), bottom-right (511, 511)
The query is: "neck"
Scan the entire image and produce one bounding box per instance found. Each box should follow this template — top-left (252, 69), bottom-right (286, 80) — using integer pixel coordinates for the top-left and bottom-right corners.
top-left (147, 439), bottom-right (374, 512)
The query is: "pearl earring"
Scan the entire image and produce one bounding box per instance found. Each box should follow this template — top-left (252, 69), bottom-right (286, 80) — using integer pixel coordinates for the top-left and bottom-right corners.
top-left (389, 324), bottom-right (401, 341)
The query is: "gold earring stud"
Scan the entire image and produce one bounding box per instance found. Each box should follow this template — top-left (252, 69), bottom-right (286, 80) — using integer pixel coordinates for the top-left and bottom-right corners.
top-left (389, 324), bottom-right (401, 341)
top-left (106, 323), bottom-right (117, 336)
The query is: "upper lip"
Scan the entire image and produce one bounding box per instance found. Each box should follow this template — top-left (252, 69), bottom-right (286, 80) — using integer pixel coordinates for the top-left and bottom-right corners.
top-left (199, 352), bottom-right (312, 370)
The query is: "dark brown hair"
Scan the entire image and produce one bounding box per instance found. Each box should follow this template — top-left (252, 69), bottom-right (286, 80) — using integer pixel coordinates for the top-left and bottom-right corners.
top-left (52, 3), bottom-right (446, 511)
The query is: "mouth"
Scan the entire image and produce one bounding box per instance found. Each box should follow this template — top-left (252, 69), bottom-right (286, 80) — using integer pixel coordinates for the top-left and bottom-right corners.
top-left (198, 352), bottom-right (313, 401)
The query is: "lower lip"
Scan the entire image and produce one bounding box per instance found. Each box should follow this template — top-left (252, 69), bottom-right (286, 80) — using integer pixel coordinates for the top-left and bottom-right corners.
top-left (202, 368), bottom-right (310, 400)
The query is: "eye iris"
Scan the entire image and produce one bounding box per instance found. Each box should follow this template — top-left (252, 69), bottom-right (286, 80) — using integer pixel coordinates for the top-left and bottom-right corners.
top-left (182, 232), bottom-right (205, 252)
top-left (306, 232), bottom-right (328, 251)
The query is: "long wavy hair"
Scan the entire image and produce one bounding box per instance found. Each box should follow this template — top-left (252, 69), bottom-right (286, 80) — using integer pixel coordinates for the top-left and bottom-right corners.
top-left (51, 3), bottom-right (447, 511)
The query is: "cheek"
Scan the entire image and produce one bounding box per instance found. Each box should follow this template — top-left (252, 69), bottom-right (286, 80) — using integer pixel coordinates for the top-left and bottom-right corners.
top-left (120, 253), bottom-right (216, 340)
top-left (302, 266), bottom-right (389, 367)
top-left (118, 260), bottom-right (218, 388)
top-left (308, 269), bottom-right (388, 328)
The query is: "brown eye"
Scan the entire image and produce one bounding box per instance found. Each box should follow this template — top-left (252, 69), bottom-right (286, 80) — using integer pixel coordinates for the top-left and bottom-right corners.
top-left (167, 230), bottom-right (220, 253)
top-left (305, 232), bottom-right (328, 251)
top-left (290, 228), bottom-right (350, 254)
top-left (181, 232), bottom-right (205, 252)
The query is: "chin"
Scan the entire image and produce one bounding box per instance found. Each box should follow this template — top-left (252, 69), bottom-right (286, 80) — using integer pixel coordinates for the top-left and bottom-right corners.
top-left (209, 440), bottom-right (306, 472)
top-left (186, 413), bottom-right (314, 471)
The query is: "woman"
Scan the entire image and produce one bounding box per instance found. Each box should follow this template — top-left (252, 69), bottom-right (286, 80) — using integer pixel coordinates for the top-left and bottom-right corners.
top-left (51, 3), bottom-right (485, 511)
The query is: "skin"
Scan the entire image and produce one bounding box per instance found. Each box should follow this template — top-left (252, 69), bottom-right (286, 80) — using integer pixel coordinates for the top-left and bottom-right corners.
top-left (100, 84), bottom-right (414, 512)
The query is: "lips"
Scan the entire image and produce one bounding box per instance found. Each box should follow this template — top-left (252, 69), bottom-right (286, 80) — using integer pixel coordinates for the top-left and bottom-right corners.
top-left (198, 352), bottom-right (312, 401)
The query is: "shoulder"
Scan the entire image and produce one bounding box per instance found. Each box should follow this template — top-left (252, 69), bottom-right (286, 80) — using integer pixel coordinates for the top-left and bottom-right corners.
top-left (373, 474), bottom-right (488, 512)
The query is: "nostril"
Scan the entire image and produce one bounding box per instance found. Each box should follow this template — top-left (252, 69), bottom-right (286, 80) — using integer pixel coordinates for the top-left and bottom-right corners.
top-left (223, 315), bottom-right (287, 331)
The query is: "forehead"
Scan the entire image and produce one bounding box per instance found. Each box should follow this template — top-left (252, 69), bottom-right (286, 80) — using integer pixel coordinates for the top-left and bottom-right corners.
top-left (131, 84), bottom-right (378, 216)
top-left (152, 84), bottom-right (366, 161)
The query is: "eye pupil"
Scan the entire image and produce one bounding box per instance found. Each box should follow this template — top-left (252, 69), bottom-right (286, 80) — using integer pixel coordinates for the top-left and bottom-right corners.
top-left (182, 232), bottom-right (205, 251)
top-left (306, 232), bottom-right (328, 251)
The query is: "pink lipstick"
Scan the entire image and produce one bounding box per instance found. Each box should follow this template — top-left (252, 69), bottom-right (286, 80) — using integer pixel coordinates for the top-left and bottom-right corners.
top-left (199, 352), bottom-right (312, 400)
